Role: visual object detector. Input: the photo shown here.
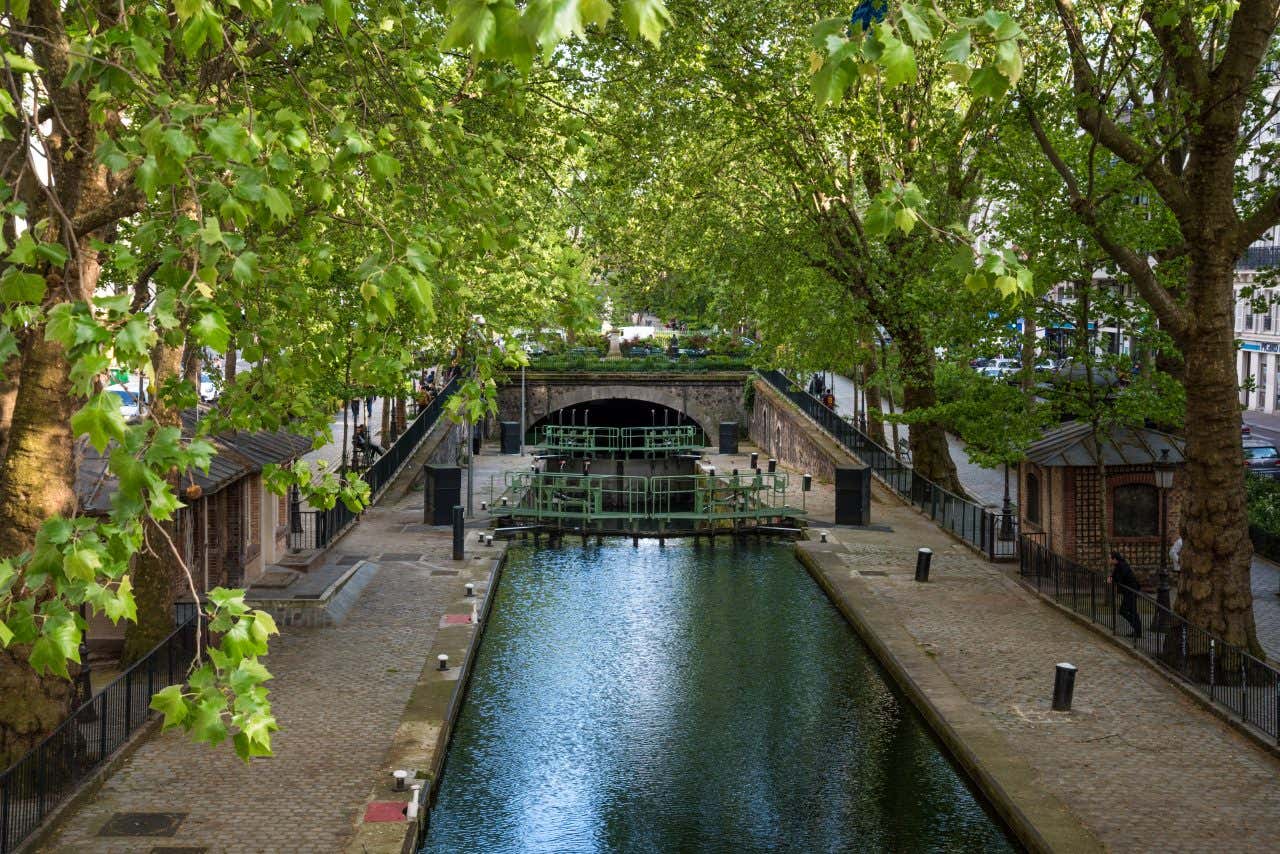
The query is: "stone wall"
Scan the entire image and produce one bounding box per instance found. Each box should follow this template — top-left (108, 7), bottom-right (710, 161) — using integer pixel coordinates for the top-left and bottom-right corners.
top-left (747, 378), bottom-right (861, 483)
top-left (495, 372), bottom-right (750, 438)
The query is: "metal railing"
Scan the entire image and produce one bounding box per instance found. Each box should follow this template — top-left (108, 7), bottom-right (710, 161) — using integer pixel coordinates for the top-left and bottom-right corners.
top-left (1020, 534), bottom-right (1280, 743)
top-left (758, 371), bottom-right (1017, 560)
top-left (535, 425), bottom-right (703, 457)
top-left (289, 378), bottom-right (459, 551)
top-left (0, 613), bottom-right (202, 853)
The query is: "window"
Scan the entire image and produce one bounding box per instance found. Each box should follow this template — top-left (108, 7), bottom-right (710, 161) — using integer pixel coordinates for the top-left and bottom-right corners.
top-left (1113, 483), bottom-right (1159, 537)
top-left (1026, 472), bottom-right (1041, 525)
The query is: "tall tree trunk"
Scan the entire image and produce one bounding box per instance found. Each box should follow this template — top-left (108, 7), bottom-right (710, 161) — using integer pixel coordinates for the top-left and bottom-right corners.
top-left (380, 395), bottom-right (391, 445)
top-left (224, 343), bottom-right (237, 386)
top-left (0, 347), bottom-right (20, 461)
top-left (121, 342), bottom-right (185, 664)
top-left (864, 374), bottom-right (884, 447)
top-left (1176, 255), bottom-right (1259, 655)
top-left (895, 325), bottom-right (965, 495)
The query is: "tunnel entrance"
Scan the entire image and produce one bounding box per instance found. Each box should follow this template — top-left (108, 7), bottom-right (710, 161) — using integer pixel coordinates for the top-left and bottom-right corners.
top-left (532, 399), bottom-right (706, 445)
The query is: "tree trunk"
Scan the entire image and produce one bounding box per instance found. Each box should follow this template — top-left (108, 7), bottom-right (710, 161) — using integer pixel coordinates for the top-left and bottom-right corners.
top-left (0, 646), bottom-right (77, 767)
top-left (380, 395), bottom-right (391, 446)
top-left (1175, 256), bottom-right (1260, 655)
top-left (0, 347), bottom-right (20, 461)
top-left (895, 326), bottom-right (965, 495)
top-left (121, 342), bottom-right (184, 664)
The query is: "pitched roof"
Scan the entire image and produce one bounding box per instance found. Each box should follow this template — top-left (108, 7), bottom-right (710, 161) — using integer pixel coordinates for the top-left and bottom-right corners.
top-left (77, 411), bottom-right (313, 515)
top-left (1025, 421), bottom-right (1185, 468)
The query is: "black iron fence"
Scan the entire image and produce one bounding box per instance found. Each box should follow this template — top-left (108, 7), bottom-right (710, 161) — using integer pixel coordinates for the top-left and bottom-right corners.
top-left (289, 377), bottom-right (459, 551)
top-left (0, 613), bottom-right (202, 853)
top-left (1020, 534), bottom-right (1280, 743)
top-left (758, 370), bottom-right (1018, 560)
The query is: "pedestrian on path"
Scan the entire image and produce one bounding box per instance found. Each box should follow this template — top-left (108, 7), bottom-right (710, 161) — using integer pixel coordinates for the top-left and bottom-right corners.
top-left (365, 396), bottom-right (374, 418)
top-left (1110, 550), bottom-right (1142, 638)
top-left (1171, 535), bottom-right (1183, 574)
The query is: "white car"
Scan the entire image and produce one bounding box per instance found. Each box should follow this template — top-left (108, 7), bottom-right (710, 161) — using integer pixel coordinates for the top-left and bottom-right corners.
top-left (104, 384), bottom-right (144, 421)
top-left (199, 373), bottom-right (219, 402)
top-left (981, 358), bottom-right (1020, 378)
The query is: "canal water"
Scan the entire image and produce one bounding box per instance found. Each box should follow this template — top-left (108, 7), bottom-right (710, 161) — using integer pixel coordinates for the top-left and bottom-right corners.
top-left (422, 539), bottom-right (1014, 853)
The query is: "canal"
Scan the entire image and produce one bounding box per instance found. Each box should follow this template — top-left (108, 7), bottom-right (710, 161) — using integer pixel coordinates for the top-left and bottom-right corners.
top-left (422, 539), bottom-right (1015, 852)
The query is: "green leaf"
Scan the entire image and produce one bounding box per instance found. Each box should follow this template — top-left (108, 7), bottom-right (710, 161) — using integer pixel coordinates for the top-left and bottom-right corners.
top-left (6, 233), bottom-right (36, 265)
top-left (894, 206), bottom-right (918, 235)
top-left (899, 4), bottom-right (935, 43)
top-left (581, 0), bottom-right (614, 29)
top-left (368, 152), bottom-right (401, 181)
top-left (322, 0), bottom-right (354, 35)
top-left (190, 696), bottom-right (229, 745)
top-left (0, 268), bottom-right (46, 303)
top-left (136, 154), bottom-right (161, 195)
top-left (969, 64), bottom-right (1010, 99)
top-left (199, 216), bottom-right (224, 246)
top-left (29, 635), bottom-right (68, 678)
top-left (3, 52), bottom-right (38, 74)
top-left (0, 619), bottom-right (13, 647)
top-left (175, 0), bottom-right (203, 22)
top-left (116, 315), bottom-right (158, 360)
top-left (71, 393), bottom-right (129, 452)
top-left (150, 684), bottom-right (190, 729)
top-left (876, 24), bottom-right (916, 88)
top-left (193, 309), bottom-right (231, 351)
top-left (232, 252), bottom-right (259, 283)
top-left (261, 186), bottom-right (293, 224)
top-left (621, 0), bottom-right (672, 47)
top-left (941, 29), bottom-right (971, 63)
top-left (443, 0), bottom-right (498, 53)
top-left (864, 200), bottom-right (894, 237)
top-left (105, 575), bottom-right (136, 623)
top-left (64, 548), bottom-right (103, 582)
top-left (995, 39), bottom-right (1023, 86)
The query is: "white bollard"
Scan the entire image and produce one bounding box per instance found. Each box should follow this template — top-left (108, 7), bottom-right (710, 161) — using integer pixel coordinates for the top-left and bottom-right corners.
top-left (464, 583), bottom-right (475, 597)
top-left (393, 769), bottom-right (408, 791)
top-left (437, 654), bottom-right (449, 671)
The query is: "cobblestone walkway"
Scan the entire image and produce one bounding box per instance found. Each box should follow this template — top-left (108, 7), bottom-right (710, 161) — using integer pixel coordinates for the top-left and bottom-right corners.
top-left (824, 497), bottom-right (1280, 853)
top-left (1251, 556), bottom-right (1280, 661)
top-left (40, 492), bottom-right (480, 852)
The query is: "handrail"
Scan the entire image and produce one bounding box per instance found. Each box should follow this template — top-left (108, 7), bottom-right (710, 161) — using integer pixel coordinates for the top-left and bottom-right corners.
top-left (0, 613), bottom-right (202, 852)
top-left (756, 370), bottom-right (1017, 560)
top-left (1020, 535), bottom-right (1280, 744)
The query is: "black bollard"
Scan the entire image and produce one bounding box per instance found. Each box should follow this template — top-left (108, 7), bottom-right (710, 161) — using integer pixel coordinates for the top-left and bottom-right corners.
top-left (1052, 662), bottom-right (1077, 711)
top-left (914, 547), bottom-right (932, 582)
top-left (767, 458), bottom-right (777, 473)
top-left (750, 452), bottom-right (759, 469)
top-left (452, 505), bottom-right (464, 560)
top-left (802, 473), bottom-right (812, 492)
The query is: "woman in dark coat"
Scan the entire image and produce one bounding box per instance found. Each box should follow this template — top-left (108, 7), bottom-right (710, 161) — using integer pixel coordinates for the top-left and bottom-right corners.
top-left (1110, 550), bottom-right (1142, 638)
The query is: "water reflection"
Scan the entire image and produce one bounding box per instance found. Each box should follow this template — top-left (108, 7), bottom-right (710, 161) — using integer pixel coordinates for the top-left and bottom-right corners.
top-left (422, 539), bottom-right (1014, 853)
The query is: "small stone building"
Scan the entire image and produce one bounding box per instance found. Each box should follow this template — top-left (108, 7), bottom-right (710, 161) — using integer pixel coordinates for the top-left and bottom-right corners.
top-left (1019, 421), bottom-right (1185, 572)
top-left (78, 412), bottom-right (311, 653)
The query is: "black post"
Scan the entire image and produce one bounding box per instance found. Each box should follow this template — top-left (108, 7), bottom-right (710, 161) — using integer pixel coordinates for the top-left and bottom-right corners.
top-left (452, 505), bottom-right (464, 561)
top-left (750, 452), bottom-right (759, 470)
top-left (914, 548), bottom-right (932, 582)
top-left (767, 458), bottom-right (777, 473)
top-left (1052, 662), bottom-right (1077, 711)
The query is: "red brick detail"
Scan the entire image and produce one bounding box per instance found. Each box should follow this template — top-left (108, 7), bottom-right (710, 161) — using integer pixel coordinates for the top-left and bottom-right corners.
top-left (363, 801), bottom-right (407, 823)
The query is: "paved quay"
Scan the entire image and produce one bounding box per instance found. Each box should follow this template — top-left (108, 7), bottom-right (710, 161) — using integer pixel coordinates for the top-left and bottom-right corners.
top-left (39, 445), bottom-right (532, 854)
top-left (804, 476), bottom-right (1280, 853)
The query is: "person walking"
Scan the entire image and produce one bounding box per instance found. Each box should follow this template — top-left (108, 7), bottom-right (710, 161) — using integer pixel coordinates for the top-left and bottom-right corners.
top-left (1110, 550), bottom-right (1142, 638)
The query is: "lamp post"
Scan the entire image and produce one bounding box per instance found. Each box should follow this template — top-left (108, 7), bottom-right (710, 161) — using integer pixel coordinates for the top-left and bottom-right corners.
top-left (1152, 447), bottom-right (1177, 632)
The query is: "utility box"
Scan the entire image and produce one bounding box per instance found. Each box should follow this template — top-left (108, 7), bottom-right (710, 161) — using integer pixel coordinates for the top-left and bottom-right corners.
top-left (424, 464), bottom-right (462, 525)
top-left (835, 465), bottom-right (871, 526)
top-left (500, 421), bottom-right (521, 455)
top-left (719, 422), bottom-right (739, 455)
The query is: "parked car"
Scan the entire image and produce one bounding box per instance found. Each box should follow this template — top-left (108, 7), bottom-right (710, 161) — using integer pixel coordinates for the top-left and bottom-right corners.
top-left (1242, 422), bottom-right (1253, 438)
top-left (980, 358), bottom-right (1020, 379)
top-left (105, 384), bottom-right (144, 421)
top-left (199, 373), bottom-right (219, 402)
top-left (1243, 439), bottom-right (1280, 478)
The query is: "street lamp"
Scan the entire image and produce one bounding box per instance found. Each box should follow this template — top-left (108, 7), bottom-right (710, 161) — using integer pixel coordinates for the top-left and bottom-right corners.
top-left (999, 462), bottom-right (1014, 541)
top-left (1152, 447), bottom-right (1177, 632)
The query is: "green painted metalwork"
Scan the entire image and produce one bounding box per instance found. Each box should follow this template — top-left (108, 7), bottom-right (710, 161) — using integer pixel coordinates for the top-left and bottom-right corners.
top-left (536, 425), bottom-right (702, 457)
top-left (493, 471), bottom-right (801, 529)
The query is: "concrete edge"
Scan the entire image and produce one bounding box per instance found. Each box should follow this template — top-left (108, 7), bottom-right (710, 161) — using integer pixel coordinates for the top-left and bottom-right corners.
top-left (1011, 570), bottom-right (1280, 762)
top-left (794, 542), bottom-right (1104, 854)
top-left (15, 716), bottom-right (163, 853)
top-left (343, 547), bottom-right (508, 854)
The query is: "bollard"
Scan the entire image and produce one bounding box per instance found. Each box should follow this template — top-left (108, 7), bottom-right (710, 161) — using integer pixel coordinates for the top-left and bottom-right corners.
top-left (393, 769), bottom-right (408, 792)
top-left (484, 534), bottom-right (493, 547)
top-left (1052, 662), bottom-right (1077, 711)
top-left (914, 548), bottom-right (932, 582)
top-left (480, 500), bottom-right (487, 511)
top-left (501, 496), bottom-right (508, 507)
top-left (802, 473), bottom-right (812, 492)
top-left (407, 783), bottom-right (422, 820)
top-left (452, 506), bottom-right (464, 560)
top-left (768, 458), bottom-right (777, 473)
top-left (437, 654), bottom-right (449, 671)
top-left (750, 452), bottom-right (759, 469)
top-left (820, 531), bottom-right (828, 544)
top-left (464, 583), bottom-right (475, 597)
